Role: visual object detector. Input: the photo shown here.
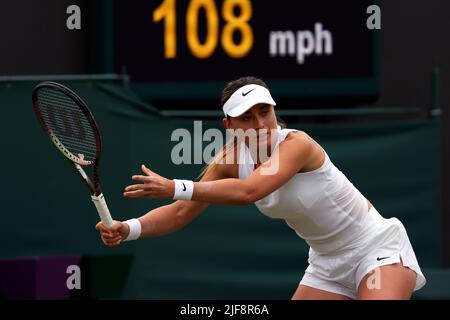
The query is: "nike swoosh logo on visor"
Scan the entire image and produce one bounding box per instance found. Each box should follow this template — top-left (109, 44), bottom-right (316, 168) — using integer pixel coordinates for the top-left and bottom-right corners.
top-left (242, 88), bottom-right (256, 96)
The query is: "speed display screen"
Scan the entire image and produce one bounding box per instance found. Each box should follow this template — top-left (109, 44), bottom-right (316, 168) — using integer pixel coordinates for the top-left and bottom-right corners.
top-left (112, 0), bottom-right (378, 100)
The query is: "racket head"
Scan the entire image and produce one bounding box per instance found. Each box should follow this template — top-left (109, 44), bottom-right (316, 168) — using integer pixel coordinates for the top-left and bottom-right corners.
top-left (32, 81), bottom-right (102, 167)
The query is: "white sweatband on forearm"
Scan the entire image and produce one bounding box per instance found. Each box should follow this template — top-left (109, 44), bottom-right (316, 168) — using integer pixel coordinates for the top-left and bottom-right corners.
top-left (173, 179), bottom-right (194, 200)
top-left (123, 218), bottom-right (142, 241)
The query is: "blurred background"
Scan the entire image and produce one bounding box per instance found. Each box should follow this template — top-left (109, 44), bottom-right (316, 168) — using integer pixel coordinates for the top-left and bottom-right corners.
top-left (0, 0), bottom-right (449, 299)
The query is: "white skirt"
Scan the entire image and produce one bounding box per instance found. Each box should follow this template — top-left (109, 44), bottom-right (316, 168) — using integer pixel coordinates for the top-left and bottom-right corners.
top-left (300, 206), bottom-right (426, 299)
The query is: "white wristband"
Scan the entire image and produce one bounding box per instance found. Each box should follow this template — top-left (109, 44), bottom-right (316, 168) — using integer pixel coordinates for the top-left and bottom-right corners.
top-left (173, 179), bottom-right (194, 200)
top-left (123, 218), bottom-right (141, 241)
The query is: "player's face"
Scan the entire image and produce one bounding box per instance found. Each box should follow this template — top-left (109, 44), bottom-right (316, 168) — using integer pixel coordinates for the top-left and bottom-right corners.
top-left (223, 104), bottom-right (278, 152)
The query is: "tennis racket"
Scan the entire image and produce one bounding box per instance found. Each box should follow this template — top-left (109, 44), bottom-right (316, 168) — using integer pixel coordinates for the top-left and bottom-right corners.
top-left (32, 81), bottom-right (114, 228)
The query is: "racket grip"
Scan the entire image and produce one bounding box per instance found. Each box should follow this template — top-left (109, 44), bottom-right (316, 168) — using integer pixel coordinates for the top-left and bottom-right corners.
top-left (91, 193), bottom-right (114, 228)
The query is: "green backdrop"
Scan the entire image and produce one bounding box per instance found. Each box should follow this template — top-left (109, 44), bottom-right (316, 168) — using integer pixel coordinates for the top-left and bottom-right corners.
top-left (0, 80), bottom-right (443, 299)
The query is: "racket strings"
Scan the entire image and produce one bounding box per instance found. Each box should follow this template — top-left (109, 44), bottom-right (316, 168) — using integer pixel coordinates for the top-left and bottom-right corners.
top-left (36, 88), bottom-right (98, 162)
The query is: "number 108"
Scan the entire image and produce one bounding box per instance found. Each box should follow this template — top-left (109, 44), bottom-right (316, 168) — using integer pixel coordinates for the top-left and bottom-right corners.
top-left (153, 0), bottom-right (254, 59)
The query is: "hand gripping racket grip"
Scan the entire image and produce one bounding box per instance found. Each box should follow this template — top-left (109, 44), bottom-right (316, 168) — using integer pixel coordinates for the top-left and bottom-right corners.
top-left (91, 193), bottom-right (114, 228)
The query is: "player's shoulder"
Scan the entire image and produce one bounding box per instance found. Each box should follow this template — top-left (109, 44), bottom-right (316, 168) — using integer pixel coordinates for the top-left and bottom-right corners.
top-left (284, 129), bottom-right (313, 143)
top-left (281, 130), bottom-right (323, 164)
top-left (281, 130), bottom-right (318, 156)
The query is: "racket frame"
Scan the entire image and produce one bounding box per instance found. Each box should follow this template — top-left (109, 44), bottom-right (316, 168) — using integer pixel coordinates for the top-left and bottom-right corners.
top-left (32, 81), bottom-right (103, 195)
top-left (32, 81), bottom-right (114, 227)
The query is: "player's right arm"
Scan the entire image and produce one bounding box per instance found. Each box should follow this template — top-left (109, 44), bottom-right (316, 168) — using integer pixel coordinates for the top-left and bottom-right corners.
top-left (96, 156), bottom-right (237, 246)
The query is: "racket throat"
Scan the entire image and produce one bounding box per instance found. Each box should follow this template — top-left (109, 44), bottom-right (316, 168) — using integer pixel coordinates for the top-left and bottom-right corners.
top-left (74, 163), bottom-right (98, 194)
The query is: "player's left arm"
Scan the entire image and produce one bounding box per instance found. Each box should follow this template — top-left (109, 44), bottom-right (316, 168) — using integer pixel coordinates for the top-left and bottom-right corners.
top-left (192, 133), bottom-right (314, 205)
top-left (124, 133), bottom-right (314, 205)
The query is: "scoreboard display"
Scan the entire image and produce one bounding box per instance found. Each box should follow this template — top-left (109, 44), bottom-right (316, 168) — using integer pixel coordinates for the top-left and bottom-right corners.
top-left (102, 0), bottom-right (379, 103)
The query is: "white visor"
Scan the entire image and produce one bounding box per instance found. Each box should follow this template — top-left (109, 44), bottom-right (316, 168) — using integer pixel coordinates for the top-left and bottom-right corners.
top-left (222, 84), bottom-right (276, 117)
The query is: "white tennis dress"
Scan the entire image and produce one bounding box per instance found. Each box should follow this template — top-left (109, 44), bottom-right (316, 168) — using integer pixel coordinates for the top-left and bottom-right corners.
top-left (238, 128), bottom-right (426, 298)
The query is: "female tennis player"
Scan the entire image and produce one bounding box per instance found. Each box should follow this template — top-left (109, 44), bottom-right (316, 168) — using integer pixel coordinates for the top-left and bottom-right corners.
top-left (96, 76), bottom-right (426, 300)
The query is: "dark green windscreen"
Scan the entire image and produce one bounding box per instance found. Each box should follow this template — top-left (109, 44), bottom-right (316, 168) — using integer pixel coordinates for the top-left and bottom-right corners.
top-left (0, 80), bottom-right (442, 299)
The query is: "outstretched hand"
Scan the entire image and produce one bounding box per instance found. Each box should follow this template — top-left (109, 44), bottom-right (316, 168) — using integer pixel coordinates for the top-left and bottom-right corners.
top-left (123, 164), bottom-right (175, 199)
